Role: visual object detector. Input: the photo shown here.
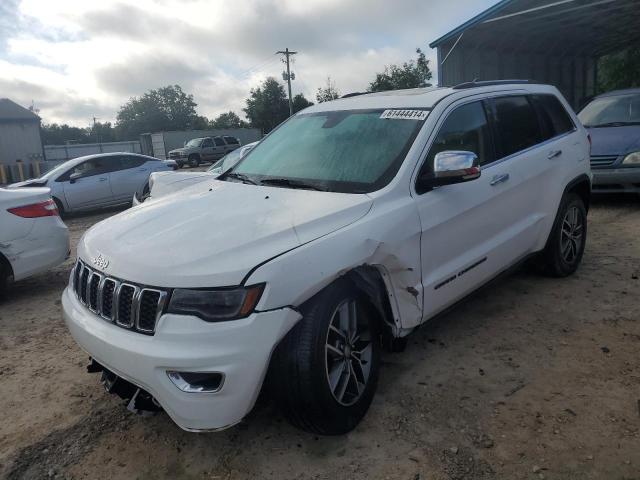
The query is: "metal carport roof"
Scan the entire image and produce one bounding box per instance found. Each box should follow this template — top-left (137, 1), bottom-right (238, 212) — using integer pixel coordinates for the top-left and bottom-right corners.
top-left (429, 0), bottom-right (640, 108)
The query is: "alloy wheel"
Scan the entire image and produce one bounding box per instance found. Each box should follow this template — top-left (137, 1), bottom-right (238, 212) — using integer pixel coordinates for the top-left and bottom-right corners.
top-left (324, 298), bottom-right (373, 407)
top-left (560, 205), bottom-right (583, 263)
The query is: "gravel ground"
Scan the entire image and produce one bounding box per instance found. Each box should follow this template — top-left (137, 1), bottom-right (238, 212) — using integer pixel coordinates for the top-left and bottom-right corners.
top-left (0, 196), bottom-right (638, 480)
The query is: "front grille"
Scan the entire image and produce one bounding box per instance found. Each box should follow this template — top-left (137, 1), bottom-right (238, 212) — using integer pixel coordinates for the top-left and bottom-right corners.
top-left (71, 260), bottom-right (168, 335)
top-left (590, 155), bottom-right (618, 168)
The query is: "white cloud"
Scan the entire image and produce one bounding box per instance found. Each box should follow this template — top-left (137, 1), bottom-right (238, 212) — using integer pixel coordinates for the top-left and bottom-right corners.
top-left (0, 0), bottom-right (494, 126)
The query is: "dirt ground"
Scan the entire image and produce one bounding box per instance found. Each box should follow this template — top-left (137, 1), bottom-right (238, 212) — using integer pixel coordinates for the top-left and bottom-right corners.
top-left (0, 197), bottom-right (639, 480)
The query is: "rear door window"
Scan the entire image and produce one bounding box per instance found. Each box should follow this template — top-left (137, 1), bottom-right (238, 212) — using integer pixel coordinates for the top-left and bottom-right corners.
top-left (119, 155), bottom-right (146, 170)
top-left (214, 137), bottom-right (226, 147)
top-left (491, 96), bottom-right (542, 158)
top-left (531, 94), bottom-right (575, 140)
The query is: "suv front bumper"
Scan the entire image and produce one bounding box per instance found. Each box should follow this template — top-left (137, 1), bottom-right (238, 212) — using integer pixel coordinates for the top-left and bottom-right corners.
top-left (62, 287), bottom-right (301, 431)
top-left (592, 167), bottom-right (640, 193)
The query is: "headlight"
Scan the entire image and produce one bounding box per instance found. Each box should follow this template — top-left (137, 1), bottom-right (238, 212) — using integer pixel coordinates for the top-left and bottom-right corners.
top-left (167, 284), bottom-right (264, 322)
top-left (622, 151), bottom-right (640, 165)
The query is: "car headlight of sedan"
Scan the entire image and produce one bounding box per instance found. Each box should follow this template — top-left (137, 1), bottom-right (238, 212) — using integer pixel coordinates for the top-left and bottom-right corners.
top-left (622, 151), bottom-right (640, 165)
top-left (167, 284), bottom-right (264, 322)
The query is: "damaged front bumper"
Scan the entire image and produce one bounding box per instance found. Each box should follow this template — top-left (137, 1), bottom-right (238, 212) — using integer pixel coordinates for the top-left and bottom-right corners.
top-left (62, 287), bottom-right (301, 431)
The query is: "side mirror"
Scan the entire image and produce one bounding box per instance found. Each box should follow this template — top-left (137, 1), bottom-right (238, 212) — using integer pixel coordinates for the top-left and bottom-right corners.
top-left (417, 151), bottom-right (480, 192)
top-left (69, 171), bottom-right (83, 184)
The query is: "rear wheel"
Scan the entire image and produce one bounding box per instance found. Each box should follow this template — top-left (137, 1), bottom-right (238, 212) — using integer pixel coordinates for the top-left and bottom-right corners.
top-left (272, 279), bottom-right (380, 435)
top-left (188, 154), bottom-right (200, 168)
top-left (53, 197), bottom-right (66, 219)
top-left (0, 256), bottom-right (13, 296)
top-left (538, 193), bottom-right (587, 277)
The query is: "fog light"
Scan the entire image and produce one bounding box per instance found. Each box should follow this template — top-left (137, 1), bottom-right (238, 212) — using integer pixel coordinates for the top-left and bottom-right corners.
top-left (167, 371), bottom-right (224, 393)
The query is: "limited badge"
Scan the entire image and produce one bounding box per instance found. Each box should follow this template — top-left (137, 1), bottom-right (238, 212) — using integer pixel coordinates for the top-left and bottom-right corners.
top-left (380, 109), bottom-right (428, 120)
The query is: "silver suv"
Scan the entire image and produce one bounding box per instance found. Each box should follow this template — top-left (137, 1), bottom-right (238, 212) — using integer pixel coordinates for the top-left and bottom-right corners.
top-left (168, 136), bottom-right (241, 168)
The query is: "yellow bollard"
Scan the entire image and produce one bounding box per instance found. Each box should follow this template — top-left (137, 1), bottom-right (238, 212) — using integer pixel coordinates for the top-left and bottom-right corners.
top-left (0, 165), bottom-right (6, 184)
top-left (17, 162), bottom-right (24, 181)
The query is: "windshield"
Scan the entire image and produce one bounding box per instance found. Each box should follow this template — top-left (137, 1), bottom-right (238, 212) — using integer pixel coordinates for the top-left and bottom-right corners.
top-left (578, 93), bottom-right (640, 127)
top-left (208, 148), bottom-right (242, 173)
top-left (230, 109), bottom-right (426, 193)
top-left (185, 138), bottom-right (203, 147)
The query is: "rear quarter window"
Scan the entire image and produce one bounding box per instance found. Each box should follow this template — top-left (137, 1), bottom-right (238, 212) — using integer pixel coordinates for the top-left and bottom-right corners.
top-left (531, 94), bottom-right (575, 139)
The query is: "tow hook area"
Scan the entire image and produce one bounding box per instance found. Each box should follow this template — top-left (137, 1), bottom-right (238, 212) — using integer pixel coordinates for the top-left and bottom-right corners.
top-left (86, 358), bottom-right (162, 415)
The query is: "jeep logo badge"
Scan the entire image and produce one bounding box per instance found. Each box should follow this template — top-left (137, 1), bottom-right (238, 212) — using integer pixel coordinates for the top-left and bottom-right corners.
top-left (92, 254), bottom-right (109, 270)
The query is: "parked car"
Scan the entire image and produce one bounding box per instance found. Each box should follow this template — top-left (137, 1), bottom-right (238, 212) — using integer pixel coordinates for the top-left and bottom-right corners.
top-left (577, 88), bottom-right (640, 194)
top-left (133, 142), bottom-right (258, 205)
top-left (0, 187), bottom-right (69, 293)
top-left (9, 153), bottom-right (176, 216)
top-left (168, 136), bottom-right (242, 168)
top-left (62, 82), bottom-right (591, 435)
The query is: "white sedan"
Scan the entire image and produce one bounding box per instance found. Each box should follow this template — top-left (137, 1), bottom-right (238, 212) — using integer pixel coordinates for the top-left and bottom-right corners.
top-left (0, 187), bottom-right (70, 292)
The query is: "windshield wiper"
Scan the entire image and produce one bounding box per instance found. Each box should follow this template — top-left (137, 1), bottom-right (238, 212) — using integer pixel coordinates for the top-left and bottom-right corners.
top-left (223, 172), bottom-right (258, 185)
top-left (586, 121), bottom-right (640, 128)
top-left (259, 178), bottom-right (328, 191)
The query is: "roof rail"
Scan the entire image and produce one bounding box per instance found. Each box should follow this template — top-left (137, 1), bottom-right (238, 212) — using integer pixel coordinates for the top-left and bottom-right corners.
top-left (341, 92), bottom-right (368, 98)
top-left (452, 79), bottom-right (531, 90)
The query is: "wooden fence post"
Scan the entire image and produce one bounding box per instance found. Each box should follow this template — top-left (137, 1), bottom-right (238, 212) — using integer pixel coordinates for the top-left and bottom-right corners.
top-left (17, 162), bottom-right (24, 181)
top-left (0, 165), bottom-right (6, 184)
top-left (33, 161), bottom-right (41, 178)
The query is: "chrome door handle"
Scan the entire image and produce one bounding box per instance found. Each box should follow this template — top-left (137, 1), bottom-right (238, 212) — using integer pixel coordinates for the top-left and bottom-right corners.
top-left (99, 177), bottom-right (108, 182)
top-left (490, 173), bottom-right (510, 186)
top-left (548, 150), bottom-right (562, 159)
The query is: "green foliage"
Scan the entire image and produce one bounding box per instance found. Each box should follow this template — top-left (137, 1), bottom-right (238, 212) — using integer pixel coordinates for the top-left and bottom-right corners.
top-left (115, 85), bottom-right (199, 139)
top-left (316, 77), bottom-right (340, 103)
top-left (210, 111), bottom-right (248, 129)
top-left (41, 121), bottom-right (116, 145)
top-left (292, 93), bottom-right (314, 112)
top-left (368, 48), bottom-right (433, 92)
top-left (243, 77), bottom-right (312, 133)
top-left (597, 47), bottom-right (640, 93)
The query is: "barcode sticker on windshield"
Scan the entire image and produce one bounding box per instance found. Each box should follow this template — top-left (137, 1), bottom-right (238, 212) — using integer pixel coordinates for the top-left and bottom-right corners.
top-left (380, 109), bottom-right (428, 120)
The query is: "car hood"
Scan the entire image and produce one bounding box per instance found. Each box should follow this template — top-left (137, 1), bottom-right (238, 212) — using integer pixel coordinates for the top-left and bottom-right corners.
top-left (586, 125), bottom-right (640, 156)
top-left (79, 179), bottom-right (373, 288)
top-left (149, 171), bottom-right (212, 200)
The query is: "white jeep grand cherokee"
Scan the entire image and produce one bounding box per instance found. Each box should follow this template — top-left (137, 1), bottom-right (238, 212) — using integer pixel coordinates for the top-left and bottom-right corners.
top-left (63, 81), bottom-right (591, 434)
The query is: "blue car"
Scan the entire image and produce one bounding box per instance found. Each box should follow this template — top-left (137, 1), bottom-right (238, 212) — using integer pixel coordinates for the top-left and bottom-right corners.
top-left (578, 88), bottom-right (640, 194)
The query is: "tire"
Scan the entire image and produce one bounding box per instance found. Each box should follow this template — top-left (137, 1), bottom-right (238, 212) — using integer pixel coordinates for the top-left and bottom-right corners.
top-left (188, 154), bottom-right (200, 168)
top-left (272, 278), bottom-right (381, 435)
top-left (0, 256), bottom-right (12, 296)
top-left (537, 193), bottom-right (587, 277)
top-left (53, 197), bottom-right (66, 219)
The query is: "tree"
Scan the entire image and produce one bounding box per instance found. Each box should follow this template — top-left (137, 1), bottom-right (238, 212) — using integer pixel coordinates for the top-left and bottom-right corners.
top-left (368, 48), bottom-right (433, 92)
top-left (316, 77), bottom-right (340, 103)
top-left (115, 85), bottom-right (199, 140)
top-left (210, 111), bottom-right (248, 129)
top-left (41, 123), bottom-right (88, 145)
top-left (292, 93), bottom-right (313, 113)
top-left (87, 121), bottom-right (116, 143)
top-left (598, 47), bottom-right (640, 93)
top-left (243, 77), bottom-right (291, 133)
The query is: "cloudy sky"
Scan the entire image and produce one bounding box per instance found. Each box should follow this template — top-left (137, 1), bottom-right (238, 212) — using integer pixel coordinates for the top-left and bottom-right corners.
top-left (0, 0), bottom-right (494, 127)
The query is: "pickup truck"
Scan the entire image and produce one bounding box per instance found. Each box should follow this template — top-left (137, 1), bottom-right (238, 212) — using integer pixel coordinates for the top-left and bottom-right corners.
top-left (168, 136), bottom-right (241, 168)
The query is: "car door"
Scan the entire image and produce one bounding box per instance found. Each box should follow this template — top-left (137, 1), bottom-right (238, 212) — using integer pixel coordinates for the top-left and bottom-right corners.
top-left (486, 94), bottom-right (566, 255)
top-left (415, 98), bottom-right (532, 319)
top-left (213, 136), bottom-right (227, 159)
top-left (200, 138), bottom-right (215, 161)
top-left (108, 155), bottom-right (149, 202)
top-left (60, 157), bottom-right (114, 211)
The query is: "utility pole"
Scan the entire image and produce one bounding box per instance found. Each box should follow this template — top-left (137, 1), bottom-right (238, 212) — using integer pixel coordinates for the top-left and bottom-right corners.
top-left (277, 48), bottom-right (297, 116)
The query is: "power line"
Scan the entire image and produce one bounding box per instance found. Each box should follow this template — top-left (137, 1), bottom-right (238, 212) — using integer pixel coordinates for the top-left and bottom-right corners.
top-left (276, 48), bottom-right (297, 116)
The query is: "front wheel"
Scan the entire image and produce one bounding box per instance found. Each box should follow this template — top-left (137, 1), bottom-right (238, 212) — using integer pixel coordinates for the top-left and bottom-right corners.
top-left (188, 154), bottom-right (200, 168)
top-left (272, 279), bottom-right (380, 435)
top-left (538, 193), bottom-right (587, 277)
